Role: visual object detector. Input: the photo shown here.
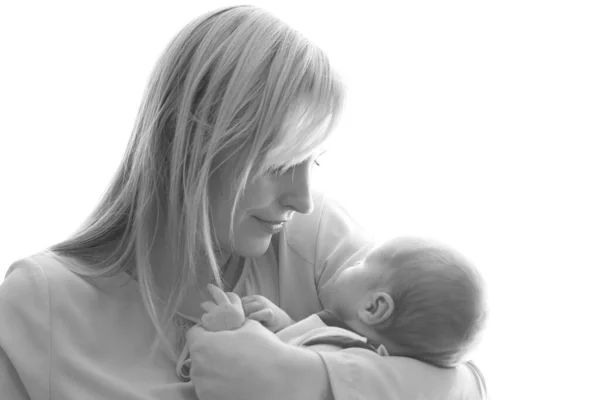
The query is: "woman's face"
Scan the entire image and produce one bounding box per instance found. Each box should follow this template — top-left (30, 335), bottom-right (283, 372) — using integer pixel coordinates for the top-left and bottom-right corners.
top-left (210, 158), bottom-right (315, 258)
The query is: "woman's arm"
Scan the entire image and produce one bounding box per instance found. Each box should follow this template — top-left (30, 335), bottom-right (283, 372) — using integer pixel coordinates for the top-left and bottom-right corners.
top-left (0, 346), bottom-right (31, 400)
top-left (188, 284), bottom-right (333, 399)
top-left (186, 317), bottom-right (487, 400)
top-left (317, 348), bottom-right (487, 399)
top-left (186, 319), bottom-right (334, 400)
top-left (0, 259), bottom-right (51, 399)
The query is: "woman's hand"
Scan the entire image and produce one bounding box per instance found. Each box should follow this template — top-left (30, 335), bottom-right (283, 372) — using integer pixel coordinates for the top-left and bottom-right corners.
top-left (242, 294), bottom-right (294, 332)
top-left (199, 284), bottom-right (246, 332)
top-left (185, 320), bottom-right (332, 400)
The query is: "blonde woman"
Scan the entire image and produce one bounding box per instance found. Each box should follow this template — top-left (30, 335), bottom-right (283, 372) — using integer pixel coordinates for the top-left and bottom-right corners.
top-left (0, 5), bottom-right (487, 400)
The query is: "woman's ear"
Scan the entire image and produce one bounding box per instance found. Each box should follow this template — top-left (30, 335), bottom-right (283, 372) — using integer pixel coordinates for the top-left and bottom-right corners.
top-left (357, 292), bottom-right (395, 326)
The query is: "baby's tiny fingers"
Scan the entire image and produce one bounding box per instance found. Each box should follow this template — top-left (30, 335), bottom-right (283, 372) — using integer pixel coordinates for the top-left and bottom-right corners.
top-left (200, 313), bottom-right (216, 331)
top-left (207, 284), bottom-right (230, 305)
top-left (242, 301), bottom-right (263, 315)
top-left (241, 295), bottom-right (261, 304)
top-left (248, 308), bottom-right (273, 323)
top-left (226, 292), bottom-right (242, 307)
top-left (200, 301), bottom-right (218, 313)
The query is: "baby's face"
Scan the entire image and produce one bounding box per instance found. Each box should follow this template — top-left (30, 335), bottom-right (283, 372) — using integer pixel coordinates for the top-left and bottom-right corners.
top-left (328, 250), bottom-right (389, 319)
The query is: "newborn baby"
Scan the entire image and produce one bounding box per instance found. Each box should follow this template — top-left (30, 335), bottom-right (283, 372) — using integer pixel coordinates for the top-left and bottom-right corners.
top-left (197, 236), bottom-right (486, 369)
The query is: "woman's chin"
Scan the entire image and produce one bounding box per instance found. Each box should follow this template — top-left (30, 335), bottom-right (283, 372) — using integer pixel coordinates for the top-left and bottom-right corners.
top-left (235, 236), bottom-right (273, 258)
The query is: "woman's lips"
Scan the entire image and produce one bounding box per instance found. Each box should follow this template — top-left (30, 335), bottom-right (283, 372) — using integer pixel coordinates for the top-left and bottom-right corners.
top-left (253, 216), bottom-right (287, 234)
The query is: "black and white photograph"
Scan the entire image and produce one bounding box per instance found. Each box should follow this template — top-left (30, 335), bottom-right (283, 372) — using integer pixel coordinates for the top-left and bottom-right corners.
top-left (1, 1), bottom-right (598, 399)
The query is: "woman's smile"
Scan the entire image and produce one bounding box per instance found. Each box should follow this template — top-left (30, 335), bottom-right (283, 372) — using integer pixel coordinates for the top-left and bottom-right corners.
top-left (253, 216), bottom-right (288, 234)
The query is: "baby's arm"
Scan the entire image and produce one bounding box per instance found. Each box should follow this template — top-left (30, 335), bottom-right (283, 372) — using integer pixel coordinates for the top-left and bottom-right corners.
top-left (199, 284), bottom-right (246, 332)
top-left (176, 285), bottom-right (245, 381)
top-left (199, 285), bottom-right (295, 333)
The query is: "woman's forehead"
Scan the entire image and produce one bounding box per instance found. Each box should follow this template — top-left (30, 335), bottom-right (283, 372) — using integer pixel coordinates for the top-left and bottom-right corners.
top-left (263, 140), bottom-right (326, 167)
top-left (263, 106), bottom-right (331, 166)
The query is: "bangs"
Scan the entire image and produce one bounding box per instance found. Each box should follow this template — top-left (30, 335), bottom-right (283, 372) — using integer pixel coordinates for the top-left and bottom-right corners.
top-left (256, 45), bottom-right (345, 176)
top-left (210, 13), bottom-right (346, 184)
top-left (259, 104), bottom-right (333, 174)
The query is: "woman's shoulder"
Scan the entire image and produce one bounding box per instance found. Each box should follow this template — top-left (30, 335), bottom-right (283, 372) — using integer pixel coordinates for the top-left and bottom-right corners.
top-left (1, 252), bottom-right (56, 303)
top-left (1, 251), bottom-right (134, 313)
top-left (0, 253), bottom-right (63, 351)
top-left (3, 251), bottom-right (84, 294)
top-left (0, 254), bottom-right (56, 400)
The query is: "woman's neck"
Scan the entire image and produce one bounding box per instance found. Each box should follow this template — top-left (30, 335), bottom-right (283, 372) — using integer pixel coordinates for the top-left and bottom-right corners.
top-left (148, 230), bottom-right (237, 320)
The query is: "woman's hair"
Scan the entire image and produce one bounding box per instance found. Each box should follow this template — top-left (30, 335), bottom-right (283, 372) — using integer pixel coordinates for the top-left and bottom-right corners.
top-left (49, 5), bottom-right (344, 358)
top-left (371, 238), bottom-right (487, 368)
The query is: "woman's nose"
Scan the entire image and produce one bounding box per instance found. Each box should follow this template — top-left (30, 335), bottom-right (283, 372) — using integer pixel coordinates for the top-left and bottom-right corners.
top-left (280, 162), bottom-right (314, 215)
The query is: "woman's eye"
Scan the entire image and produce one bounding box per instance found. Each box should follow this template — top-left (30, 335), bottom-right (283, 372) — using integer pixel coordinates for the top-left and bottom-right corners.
top-left (269, 159), bottom-right (319, 176)
top-left (269, 165), bottom-right (289, 176)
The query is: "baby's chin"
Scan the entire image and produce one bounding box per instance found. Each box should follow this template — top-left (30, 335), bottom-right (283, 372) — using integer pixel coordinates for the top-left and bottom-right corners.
top-left (321, 296), bottom-right (353, 321)
top-left (321, 270), bottom-right (352, 305)
top-left (316, 283), bottom-right (339, 311)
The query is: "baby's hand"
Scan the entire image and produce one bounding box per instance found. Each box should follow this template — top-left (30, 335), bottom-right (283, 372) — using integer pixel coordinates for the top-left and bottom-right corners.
top-left (199, 284), bottom-right (246, 332)
top-left (241, 294), bottom-right (294, 333)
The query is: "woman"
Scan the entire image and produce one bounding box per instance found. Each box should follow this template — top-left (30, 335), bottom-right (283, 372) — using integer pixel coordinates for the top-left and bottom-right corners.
top-left (0, 5), bottom-right (486, 399)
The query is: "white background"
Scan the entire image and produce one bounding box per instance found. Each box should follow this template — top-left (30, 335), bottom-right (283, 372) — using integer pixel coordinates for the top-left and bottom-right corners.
top-left (1, 1), bottom-right (599, 398)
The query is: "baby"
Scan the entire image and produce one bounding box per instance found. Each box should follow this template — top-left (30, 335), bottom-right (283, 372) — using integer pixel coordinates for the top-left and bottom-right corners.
top-left (199, 236), bottom-right (486, 369)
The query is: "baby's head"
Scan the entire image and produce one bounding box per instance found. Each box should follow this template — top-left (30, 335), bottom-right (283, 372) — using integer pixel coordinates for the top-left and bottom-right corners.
top-left (328, 237), bottom-right (486, 367)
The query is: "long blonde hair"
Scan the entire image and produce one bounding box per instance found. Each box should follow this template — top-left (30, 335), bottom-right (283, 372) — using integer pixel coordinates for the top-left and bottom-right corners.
top-left (50, 5), bottom-right (344, 357)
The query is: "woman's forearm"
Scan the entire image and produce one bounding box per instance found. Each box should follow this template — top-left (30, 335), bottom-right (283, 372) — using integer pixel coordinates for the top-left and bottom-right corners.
top-left (275, 345), bottom-right (333, 400)
top-left (315, 348), bottom-right (487, 400)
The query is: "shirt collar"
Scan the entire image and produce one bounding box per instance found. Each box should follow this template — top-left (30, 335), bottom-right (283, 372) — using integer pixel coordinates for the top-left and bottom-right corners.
top-left (316, 309), bottom-right (386, 353)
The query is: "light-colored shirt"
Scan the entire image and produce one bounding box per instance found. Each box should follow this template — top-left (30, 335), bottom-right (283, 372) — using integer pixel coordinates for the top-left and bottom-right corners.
top-left (278, 311), bottom-right (486, 397)
top-left (0, 192), bottom-right (487, 399)
top-left (277, 311), bottom-right (390, 355)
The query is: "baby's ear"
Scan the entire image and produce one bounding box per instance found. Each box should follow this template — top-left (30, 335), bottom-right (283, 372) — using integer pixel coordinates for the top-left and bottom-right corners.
top-left (358, 292), bottom-right (395, 326)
